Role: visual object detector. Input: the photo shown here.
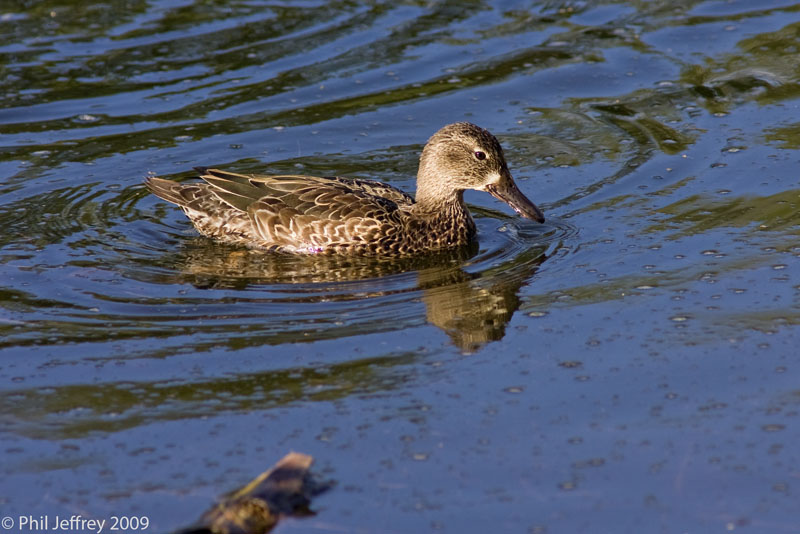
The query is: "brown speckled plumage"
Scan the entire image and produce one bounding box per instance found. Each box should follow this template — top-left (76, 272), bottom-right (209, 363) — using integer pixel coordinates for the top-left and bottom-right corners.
top-left (145, 122), bottom-right (544, 255)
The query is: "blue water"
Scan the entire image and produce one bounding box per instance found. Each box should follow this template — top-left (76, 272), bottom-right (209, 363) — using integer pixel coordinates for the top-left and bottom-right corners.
top-left (2, 1), bottom-right (800, 532)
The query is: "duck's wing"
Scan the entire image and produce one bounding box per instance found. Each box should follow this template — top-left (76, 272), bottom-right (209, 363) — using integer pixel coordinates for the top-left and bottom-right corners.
top-left (238, 172), bottom-right (414, 208)
top-left (196, 168), bottom-right (411, 252)
top-left (326, 176), bottom-right (414, 207)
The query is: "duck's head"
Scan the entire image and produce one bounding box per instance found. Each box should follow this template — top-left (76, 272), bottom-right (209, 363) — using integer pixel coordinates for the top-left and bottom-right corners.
top-left (417, 122), bottom-right (545, 223)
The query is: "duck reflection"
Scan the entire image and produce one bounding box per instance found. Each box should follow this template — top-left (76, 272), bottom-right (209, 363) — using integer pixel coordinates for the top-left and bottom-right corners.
top-left (418, 268), bottom-right (521, 351)
top-left (163, 237), bottom-right (547, 351)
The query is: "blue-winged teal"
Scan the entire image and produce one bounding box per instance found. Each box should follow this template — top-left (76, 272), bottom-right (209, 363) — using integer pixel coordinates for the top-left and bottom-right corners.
top-left (145, 122), bottom-right (544, 255)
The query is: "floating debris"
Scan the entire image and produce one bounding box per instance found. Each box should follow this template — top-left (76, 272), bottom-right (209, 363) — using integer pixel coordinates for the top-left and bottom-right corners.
top-left (176, 452), bottom-right (331, 534)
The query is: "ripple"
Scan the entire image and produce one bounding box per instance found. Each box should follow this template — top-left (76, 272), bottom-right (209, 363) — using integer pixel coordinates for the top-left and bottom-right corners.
top-left (0, 175), bottom-right (571, 354)
top-left (131, 203), bottom-right (571, 352)
top-left (2, 3), bottom-right (800, 531)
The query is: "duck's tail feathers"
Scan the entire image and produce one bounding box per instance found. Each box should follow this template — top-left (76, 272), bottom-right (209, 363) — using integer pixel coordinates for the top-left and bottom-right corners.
top-left (144, 176), bottom-right (191, 207)
top-left (196, 168), bottom-right (263, 212)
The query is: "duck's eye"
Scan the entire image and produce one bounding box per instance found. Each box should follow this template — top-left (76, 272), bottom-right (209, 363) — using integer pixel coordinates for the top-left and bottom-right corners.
top-left (474, 151), bottom-right (486, 161)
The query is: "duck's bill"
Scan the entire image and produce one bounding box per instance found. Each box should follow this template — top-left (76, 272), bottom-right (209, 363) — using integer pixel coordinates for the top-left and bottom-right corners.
top-left (486, 178), bottom-right (545, 223)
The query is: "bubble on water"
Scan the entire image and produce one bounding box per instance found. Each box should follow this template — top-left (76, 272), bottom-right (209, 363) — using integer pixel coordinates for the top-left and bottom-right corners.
top-left (2, 13), bottom-right (28, 21)
top-left (723, 146), bottom-right (745, 153)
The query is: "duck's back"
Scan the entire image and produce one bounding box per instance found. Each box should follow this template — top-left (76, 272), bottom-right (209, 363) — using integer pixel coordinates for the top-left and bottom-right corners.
top-left (146, 169), bottom-right (415, 254)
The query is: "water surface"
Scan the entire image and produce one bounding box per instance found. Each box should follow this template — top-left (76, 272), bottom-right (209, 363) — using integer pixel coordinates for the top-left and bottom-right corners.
top-left (2, 1), bottom-right (800, 532)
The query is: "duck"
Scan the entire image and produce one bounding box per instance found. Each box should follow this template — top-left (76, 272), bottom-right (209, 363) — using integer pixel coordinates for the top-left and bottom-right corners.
top-left (145, 122), bottom-right (544, 255)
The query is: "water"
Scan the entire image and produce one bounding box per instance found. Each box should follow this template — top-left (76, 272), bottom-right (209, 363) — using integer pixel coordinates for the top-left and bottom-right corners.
top-left (2, 1), bottom-right (800, 532)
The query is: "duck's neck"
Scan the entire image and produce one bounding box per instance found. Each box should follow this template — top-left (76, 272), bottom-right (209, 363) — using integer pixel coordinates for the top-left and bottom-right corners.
top-left (414, 182), bottom-right (462, 213)
top-left (414, 157), bottom-right (465, 207)
top-left (412, 186), bottom-right (476, 248)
